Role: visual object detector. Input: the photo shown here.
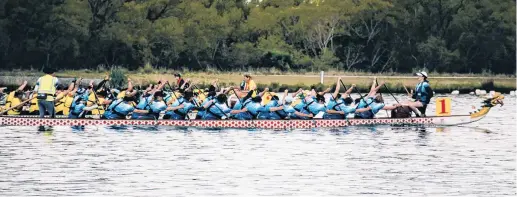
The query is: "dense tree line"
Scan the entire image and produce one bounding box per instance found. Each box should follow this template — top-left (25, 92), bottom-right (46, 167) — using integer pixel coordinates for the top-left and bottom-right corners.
top-left (0, 0), bottom-right (515, 74)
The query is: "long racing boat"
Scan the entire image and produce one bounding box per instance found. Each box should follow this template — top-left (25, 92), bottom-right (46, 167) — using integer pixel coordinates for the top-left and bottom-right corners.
top-left (0, 95), bottom-right (504, 129)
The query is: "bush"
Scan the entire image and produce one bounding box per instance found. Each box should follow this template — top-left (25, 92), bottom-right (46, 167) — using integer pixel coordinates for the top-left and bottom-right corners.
top-left (110, 67), bottom-right (127, 89)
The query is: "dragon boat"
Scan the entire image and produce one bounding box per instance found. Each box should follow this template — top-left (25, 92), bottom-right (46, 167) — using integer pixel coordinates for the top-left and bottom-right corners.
top-left (0, 95), bottom-right (504, 129)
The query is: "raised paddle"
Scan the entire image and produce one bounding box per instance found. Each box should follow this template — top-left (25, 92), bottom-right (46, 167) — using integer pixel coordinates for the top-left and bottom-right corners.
top-left (0, 96), bottom-right (37, 115)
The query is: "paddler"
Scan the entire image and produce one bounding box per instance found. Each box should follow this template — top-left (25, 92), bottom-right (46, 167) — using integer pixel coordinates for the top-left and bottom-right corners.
top-left (323, 78), bottom-right (371, 119)
top-left (6, 91), bottom-right (25, 115)
top-left (202, 93), bottom-right (232, 120)
top-left (68, 96), bottom-right (98, 119)
top-left (164, 91), bottom-right (196, 120)
top-left (102, 80), bottom-right (147, 119)
top-left (240, 74), bottom-right (257, 92)
top-left (34, 67), bottom-right (59, 118)
top-left (174, 73), bottom-right (190, 92)
top-left (402, 71), bottom-right (433, 117)
top-left (132, 80), bottom-right (167, 120)
top-left (355, 78), bottom-right (401, 119)
top-left (0, 81), bottom-right (27, 112)
top-left (230, 95), bottom-right (264, 120)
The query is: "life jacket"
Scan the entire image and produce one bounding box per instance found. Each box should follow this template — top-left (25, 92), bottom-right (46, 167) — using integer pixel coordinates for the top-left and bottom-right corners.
top-left (37, 74), bottom-right (57, 95)
top-left (415, 81), bottom-right (433, 104)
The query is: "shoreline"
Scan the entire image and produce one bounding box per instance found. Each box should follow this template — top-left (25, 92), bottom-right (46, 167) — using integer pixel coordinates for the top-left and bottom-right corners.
top-left (1, 71), bottom-right (515, 94)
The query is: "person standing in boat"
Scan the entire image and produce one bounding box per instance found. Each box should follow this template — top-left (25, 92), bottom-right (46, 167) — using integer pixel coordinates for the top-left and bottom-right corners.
top-left (34, 68), bottom-right (59, 118)
top-left (402, 71), bottom-right (433, 117)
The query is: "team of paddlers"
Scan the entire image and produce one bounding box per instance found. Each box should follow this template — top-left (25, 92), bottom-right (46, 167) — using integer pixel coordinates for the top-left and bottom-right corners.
top-left (0, 68), bottom-right (434, 120)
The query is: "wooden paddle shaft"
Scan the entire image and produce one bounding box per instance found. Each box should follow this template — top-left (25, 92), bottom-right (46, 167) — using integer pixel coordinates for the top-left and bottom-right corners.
top-left (0, 96), bottom-right (37, 114)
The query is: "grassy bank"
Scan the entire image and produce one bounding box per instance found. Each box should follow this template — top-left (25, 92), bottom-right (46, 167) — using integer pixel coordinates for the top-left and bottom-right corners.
top-left (0, 70), bottom-right (515, 94)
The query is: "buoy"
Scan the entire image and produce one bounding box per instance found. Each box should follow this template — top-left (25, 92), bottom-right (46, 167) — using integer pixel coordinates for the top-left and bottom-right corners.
top-left (510, 91), bottom-right (516, 96)
top-left (489, 90), bottom-right (496, 96)
top-left (475, 89), bottom-right (487, 95)
top-left (469, 92), bottom-right (475, 95)
top-left (451, 90), bottom-right (459, 95)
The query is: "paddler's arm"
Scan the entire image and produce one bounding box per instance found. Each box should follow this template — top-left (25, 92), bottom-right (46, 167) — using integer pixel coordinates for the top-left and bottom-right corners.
top-left (166, 104), bottom-right (184, 111)
top-left (126, 78), bottom-right (133, 93)
top-left (332, 77), bottom-right (341, 99)
top-left (355, 107), bottom-right (372, 113)
top-left (269, 106), bottom-right (284, 112)
top-left (133, 109), bottom-right (149, 114)
top-left (343, 84), bottom-right (356, 98)
top-left (230, 107), bottom-right (247, 114)
top-left (326, 110), bottom-right (344, 115)
top-left (212, 79), bottom-right (219, 90)
top-left (382, 104), bottom-right (401, 110)
top-left (318, 87), bottom-right (331, 96)
top-left (258, 88), bottom-right (269, 97)
top-left (83, 104), bottom-right (98, 111)
top-left (282, 89), bottom-right (288, 104)
top-left (294, 111), bottom-right (313, 118)
top-left (17, 81), bottom-right (28, 91)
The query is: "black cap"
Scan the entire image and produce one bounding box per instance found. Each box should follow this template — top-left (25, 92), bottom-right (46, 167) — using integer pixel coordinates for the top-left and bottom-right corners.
top-left (216, 94), bottom-right (227, 103)
top-left (316, 94), bottom-right (325, 102)
top-left (251, 96), bottom-right (262, 103)
top-left (183, 91), bottom-right (193, 100)
top-left (43, 67), bottom-right (56, 74)
top-left (174, 73), bottom-right (181, 77)
top-left (154, 91), bottom-right (164, 97)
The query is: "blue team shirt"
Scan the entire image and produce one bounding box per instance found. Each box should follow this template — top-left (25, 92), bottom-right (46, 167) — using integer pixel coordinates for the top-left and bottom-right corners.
top-left (103, 100), bottom-right (135, 119)
top-left (69, 103), bottom-right (86, 118)
top-left (357, 97), bottom-right (385, 119)
top-left (234, 101), bottom-right (263, 120)
top-left (135, 95), bottom-right (153, 110)
top-left (257, 100), bottom-right (279, 119)
top-left (202, 102), bottom-right (231, 120)
top-left (165, 98), bottom-right (195, 120)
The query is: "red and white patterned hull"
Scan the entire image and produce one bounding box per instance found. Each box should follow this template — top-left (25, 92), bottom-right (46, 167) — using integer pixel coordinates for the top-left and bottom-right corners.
top-left (0, 113), bottom-right (488, 129)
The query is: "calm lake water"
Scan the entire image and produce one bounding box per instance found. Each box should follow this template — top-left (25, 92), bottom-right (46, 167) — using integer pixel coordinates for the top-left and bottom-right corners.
top-left (0, 94), bottom-right (515, 196)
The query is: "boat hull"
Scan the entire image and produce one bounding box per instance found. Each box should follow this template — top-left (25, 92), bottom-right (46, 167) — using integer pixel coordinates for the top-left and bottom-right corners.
top-left (0, 114), bottom-right (486, 129)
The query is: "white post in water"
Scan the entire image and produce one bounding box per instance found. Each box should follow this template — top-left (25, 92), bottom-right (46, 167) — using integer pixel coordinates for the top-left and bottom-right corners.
top-left (320, 71), bottom-right (324, 84)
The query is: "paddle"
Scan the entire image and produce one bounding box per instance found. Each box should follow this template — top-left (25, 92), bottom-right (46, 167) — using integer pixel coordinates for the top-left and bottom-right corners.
top-left (0, 96), bottom-right (37, 115)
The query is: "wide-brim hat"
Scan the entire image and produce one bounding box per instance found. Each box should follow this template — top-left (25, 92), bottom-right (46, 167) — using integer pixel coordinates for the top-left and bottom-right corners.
top-left (415, 71), bottom-right (428, 78)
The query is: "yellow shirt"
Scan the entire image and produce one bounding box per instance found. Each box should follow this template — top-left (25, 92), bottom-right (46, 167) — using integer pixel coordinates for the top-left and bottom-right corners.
top-left (90, 97), bottom-right (105, 115)
top-left (7, 97), bottom-right (21, 115)
top-left (245, 80), bottom-right (257, 91)
top-left (29, 93), bottom-right (39, 113)
top-left (54, 92), bottom-right (65, 113)
top-left (117, 91), bottom-right (126, 99)
top-left (2, 91), bottom-right (16, 113)
top-left (62, 94), bottom-right (75, 116)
